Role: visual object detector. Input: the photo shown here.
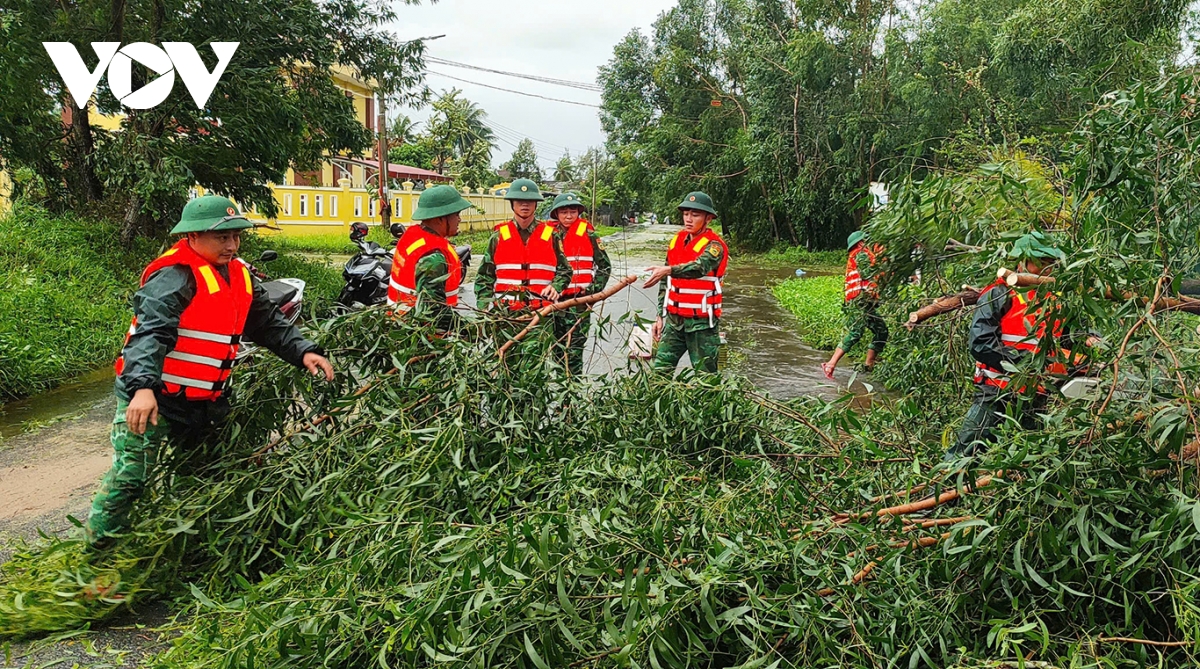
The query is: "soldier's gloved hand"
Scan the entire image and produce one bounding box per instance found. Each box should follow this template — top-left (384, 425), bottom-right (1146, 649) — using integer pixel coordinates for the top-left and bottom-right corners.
top-left (126, 388), bottom-right (159, 436)
top-left (652, 317), bottom-right (664, 343)
top-left (303, 352), bottom-right (335, 382)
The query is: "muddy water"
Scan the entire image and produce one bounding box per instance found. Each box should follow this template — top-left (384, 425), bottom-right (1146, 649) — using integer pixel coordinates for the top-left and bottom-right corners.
top-left (0, 226), bottom-right (866, 438)
top-left (0, 368), bottom-right (114, 442)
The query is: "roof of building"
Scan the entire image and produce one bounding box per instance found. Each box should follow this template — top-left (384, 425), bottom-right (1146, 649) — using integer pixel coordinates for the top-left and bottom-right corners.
top-left (349, 158), bottom-right (451, 182)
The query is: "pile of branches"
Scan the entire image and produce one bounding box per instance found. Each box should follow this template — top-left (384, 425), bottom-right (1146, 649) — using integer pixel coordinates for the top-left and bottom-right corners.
top-left (2, 308), bottom-right (1200, 667)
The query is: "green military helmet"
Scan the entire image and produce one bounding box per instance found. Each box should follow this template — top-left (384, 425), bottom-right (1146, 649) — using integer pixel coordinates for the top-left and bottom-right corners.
top-left (548, 192), bottom-right (586, 218)
top-left (170, 195), bottom-right (253, 234)
top-left (847, 230), bottom-right (866, 249)
top-left (412, 184), bottom-right (474, 221)
top-left (504, 178), bottom-right (545, 201)
top-left (677, 191), bottom-right (717, 216)
top-left (1007, 231), bottom-right (1064, 261)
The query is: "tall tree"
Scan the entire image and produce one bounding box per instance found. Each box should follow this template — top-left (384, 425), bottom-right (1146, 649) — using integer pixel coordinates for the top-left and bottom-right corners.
top-left (501, 138), bottom-right (541, 181)
top-left (553, 153), bottom-right (575, 182)
top-left (0, 0), bottom-right (432, 244)
top-left (423, 89), bottom-right (497, 187)
top-left (388, 114), bottom-right (420, 147)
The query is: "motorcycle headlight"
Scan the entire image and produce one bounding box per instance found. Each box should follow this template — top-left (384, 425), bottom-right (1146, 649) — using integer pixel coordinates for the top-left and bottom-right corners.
top-left (371, 267), bottom-right (388, 281)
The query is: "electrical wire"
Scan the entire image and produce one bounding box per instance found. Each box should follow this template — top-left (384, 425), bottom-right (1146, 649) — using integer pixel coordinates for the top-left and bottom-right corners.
top-left (426, 70), bottom-right (601, 108)
top-left (427, 56), bottom-right (602, 92)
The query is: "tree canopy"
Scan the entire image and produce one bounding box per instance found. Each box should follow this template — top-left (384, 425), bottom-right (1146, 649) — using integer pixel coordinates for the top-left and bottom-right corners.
top-left (501, 138), bottom-right (542, 182)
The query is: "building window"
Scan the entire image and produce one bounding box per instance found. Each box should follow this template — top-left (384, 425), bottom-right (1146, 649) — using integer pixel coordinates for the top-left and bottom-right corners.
top-left (354, 196), bottom-right (363, 218)
top-left (393, 199), bottom-right (401, 219)
top-left (284, 194), bottom-right (293, 216)
top-left (315, 195), bottom-right (323, 217)
top-left (188, 188), bottom-right (198, 200)
top-left (368, 198), bottom-right (376, 218)
top-left (299, 194), bottom-right (308, 217)
top-left (330, 195), bottom-right (339, 218)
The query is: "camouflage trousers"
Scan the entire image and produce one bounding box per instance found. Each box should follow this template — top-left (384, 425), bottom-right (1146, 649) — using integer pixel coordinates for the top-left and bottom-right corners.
top-left (553, 308), bottom-right (592, 377)
top-left (946, 387), bottom-right (1045, 460)
top-left (653, 322), bottom-right (721, 374)
top-left (839, 300), bottom-right (889, 353)
top-left (86, 400), bottom-right (200, 545)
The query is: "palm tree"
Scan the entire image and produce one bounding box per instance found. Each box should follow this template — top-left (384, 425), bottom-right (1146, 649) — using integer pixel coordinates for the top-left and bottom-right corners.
top-left (554, 153), bottom-right (575, 182)
top-left (388, 114), bottom-right (420, 147)
top-left (426, 89), bottom-right (497, 176)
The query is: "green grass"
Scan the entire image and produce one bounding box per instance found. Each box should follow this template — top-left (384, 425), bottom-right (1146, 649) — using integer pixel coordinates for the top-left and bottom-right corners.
top-left (756, 244), bottom-right (846, 271)
top-left (771, 275), bottom-right (847, 350)
top-left (0, 203), bottom-right (159, 401)
top-left (0, 204), bottom-right (343, 402)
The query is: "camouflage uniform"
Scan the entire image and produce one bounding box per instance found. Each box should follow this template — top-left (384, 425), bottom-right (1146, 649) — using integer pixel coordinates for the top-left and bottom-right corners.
top-left (409, 246), bottom-right (461, 332)
top-left (839, 247), bottom-right (889, 354)
top-left (652, 235), bottom-right (727, 374)
top-left (89, 262), bottom-right (320, 545)
top-left (550, 227), bottom-right (612, 376)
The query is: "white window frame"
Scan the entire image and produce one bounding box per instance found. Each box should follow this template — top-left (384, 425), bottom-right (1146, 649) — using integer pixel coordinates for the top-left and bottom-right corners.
top-left (354, 196), bottom-right (363, 217)
top-left (299, 194), bottom-right (308, 217)
top-left (315, 195), bottom-right (323, 218)
top-left (284, 194), bottom-right (293, 216)
top-left (369, 198), bottom-right (376, 218)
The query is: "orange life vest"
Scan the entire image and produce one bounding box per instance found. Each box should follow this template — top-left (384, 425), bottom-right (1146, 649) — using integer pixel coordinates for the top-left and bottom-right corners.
top-left (114, 239), bottom-right (254, 401)
top-left (845, 242), bottom-right (883, 301)
top-left (561, 220), bottom-right (597, 297)
top-left (974, 281), bottom-right (1067, 390)
top-left (663, 228), bottom-right (728, 326)
top-left (492, 220), bottom-right (558, 311)
top-left (386, 225), bottom-right (462, 313)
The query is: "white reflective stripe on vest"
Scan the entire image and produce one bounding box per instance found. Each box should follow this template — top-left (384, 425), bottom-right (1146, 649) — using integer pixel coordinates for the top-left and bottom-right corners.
top-left (445, 288), bottom-right (460, 297)
top-left (161, 373), bottom-right (217, 390)
top-left (177, 328), bottom-right (235, 344)
top-left (529, 263), bottom-right (557, 272)
top-left (128, 324), bottom-right (138, 336)
top-left (528, 279), bottom-right (553, 287)
top-left (566, 256), bottom-right (593, 262)
top-left (567, 282), bottom-right (591, 290)
top-left (166, 351), bottom-right (227, 368)
top-left (676, 287), bottom-right (714, 295)
top-left (389, 278), bottom-right (416, 295)
top-left (975, 366), bottom-right (1008, 380)
top-left (495, 263), bottom-right (524, 271)
top-left (1001, 334), bottom-right (1039, 346)
top-left (667, 299), bottom-right (708, 310)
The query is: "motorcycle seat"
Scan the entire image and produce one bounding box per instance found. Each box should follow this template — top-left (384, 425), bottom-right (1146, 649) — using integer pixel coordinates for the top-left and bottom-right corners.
top-left (261, 280), bottom-right (299, 306)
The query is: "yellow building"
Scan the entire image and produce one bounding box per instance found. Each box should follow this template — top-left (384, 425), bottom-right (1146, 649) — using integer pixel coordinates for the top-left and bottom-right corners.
top-left (0, 65), bottom-right (511, 232)
top-left (0, 168), bottom-right (10, 216)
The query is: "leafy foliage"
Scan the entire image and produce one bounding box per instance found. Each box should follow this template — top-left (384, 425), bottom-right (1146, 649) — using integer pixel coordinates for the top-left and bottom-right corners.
top-left (423, 89), bottom-right (499, 188)
top-left (501, 138), bottom-right (543, 182)
top-left (0, 0), bottom-right (431, 242)
top-left (771, 276), bottom-right (848, 350)
top-left (598, 0), bottom-right (1191, 249)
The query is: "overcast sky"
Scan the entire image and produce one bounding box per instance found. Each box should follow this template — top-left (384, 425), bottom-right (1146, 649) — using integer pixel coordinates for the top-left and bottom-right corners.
top-left (392, 0), bottom-right (677, 172)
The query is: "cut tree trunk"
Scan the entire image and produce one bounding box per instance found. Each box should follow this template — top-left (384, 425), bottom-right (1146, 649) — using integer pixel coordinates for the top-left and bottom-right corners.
top-left (905, 289), bottom-right (981, 330)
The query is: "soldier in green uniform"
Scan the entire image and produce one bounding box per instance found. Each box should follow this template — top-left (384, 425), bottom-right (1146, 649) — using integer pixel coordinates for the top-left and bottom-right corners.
top-left (823, 231), bottom-right (889, 379)
top-left (547, 192), bottom-right (612, 375)
top-left (474, 179), bottom-right (569, 310)
top-left (387, 185), bottom-right (474, 331)
top-left (645, 192), bottom-right (729, 374)
top-left (89, 196), bottom-right (334, 550)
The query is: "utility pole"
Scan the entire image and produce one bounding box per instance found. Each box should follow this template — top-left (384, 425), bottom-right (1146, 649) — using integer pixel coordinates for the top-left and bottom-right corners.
top-left (377, 94), bottom-right (390, 227)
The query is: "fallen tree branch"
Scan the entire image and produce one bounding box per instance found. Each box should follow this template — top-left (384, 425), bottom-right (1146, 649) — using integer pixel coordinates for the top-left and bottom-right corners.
top-left (905, 289), bottom-right (981, 330)
top-left (998, 267), bottom-right (1055, 287)
top-left (836, 474), bottom-right (998, 523)
top-left (498, 275), bottom-right (638, 360)
top-left (1096, 636), bottom-right (1193, 647)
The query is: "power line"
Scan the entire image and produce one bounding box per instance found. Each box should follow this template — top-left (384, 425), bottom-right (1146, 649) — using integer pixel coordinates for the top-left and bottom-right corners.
top-left (427, 56), bottom-right (602, 92)
top-left (427, 70), bottom-right (601, 109)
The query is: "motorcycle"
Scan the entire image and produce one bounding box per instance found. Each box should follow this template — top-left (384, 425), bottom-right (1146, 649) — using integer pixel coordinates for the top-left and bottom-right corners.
top-left (336, 222), bottom-right (472, 311)
top-left (235, 249), bottom-right (306, 361)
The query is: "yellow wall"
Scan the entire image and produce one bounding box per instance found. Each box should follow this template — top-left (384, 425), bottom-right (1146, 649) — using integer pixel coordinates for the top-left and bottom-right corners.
top-left (0, 169), bottom-right (10, 215)
top-left (194, 181), bottom-right (511, 237)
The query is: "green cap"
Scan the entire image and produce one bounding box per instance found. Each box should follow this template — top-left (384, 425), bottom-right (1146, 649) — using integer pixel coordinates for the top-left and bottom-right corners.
top-left (504, 178), bottom-right (544, 201)
top-left (170, 195), bottom-right (253, 234)
top-left (847, 230), bottom-right (865, 249)
top-left (412, 185), bottom-right (474, 221)
top-left (677, 191), bottom-right (716, 216)
top-left (1007, 231), bottom-right (1064, 261)
top-left (548, 192), bottom-right (586, 218)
